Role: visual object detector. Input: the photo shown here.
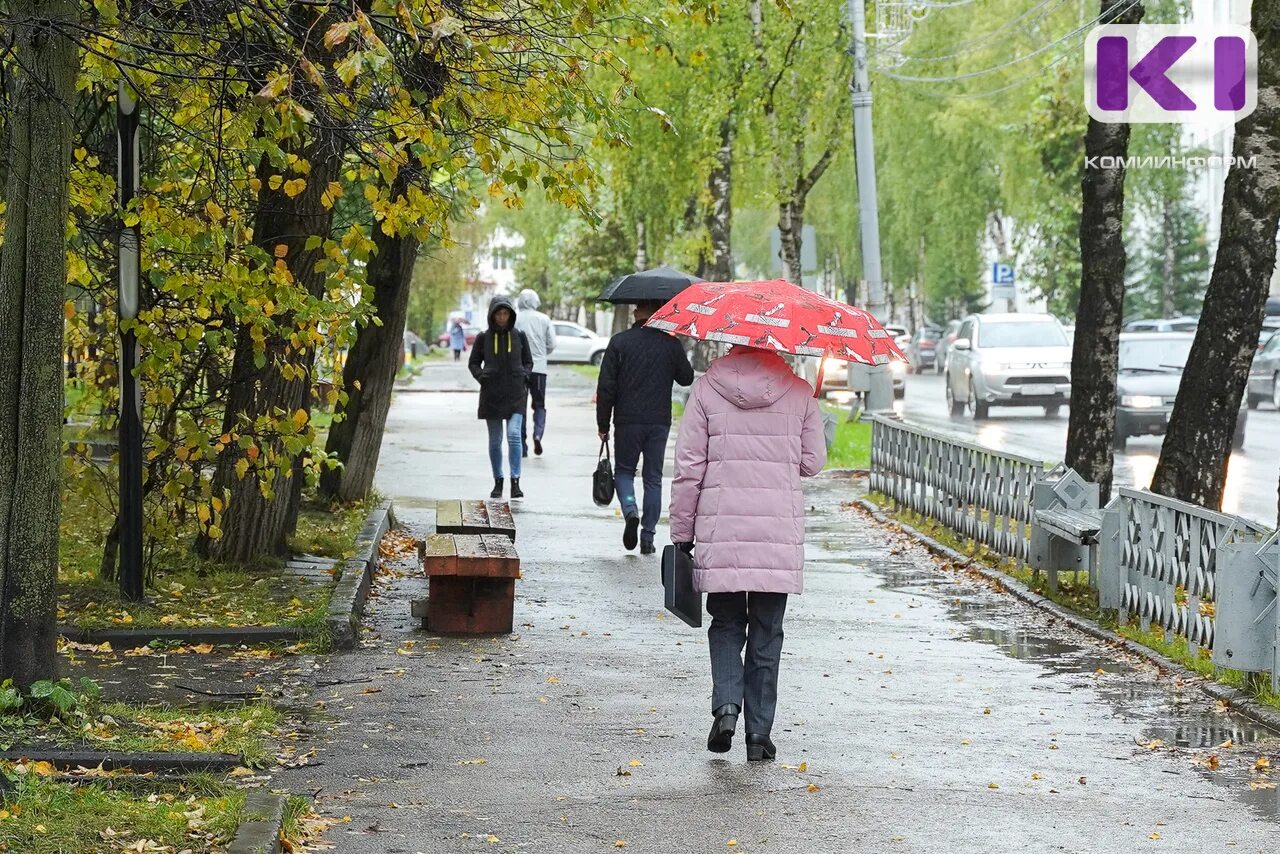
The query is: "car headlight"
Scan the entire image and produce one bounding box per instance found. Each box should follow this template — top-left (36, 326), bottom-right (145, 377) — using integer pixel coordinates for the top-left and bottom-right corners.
top-left (1121, 395), bottom-right (1162, 408)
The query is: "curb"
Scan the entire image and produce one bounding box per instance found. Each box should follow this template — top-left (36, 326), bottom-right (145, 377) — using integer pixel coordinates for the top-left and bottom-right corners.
top-left (58, 625), bottom-right (307, 649)
top-left (851, 496), bottom-right (1280, 737)
top-left (325, 499), bottom-right (396, 650)
top-left (0, 749), bottom-right (243, 774)
top-left (227, 789), bottom-right (288, 854)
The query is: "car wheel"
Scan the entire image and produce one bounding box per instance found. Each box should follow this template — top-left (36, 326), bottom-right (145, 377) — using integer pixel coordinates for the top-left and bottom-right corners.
top-left (1112, 430), bottom-right (1127, 451)
top-left (969, 379), bottom-right (988, 421)
top-left (1044, 405), bottom-right (1061, 418)
top-left (1273, 374), bottom-right (1280, 410)
top-left (946, 376), bottom-right (963, 417)
top-left (1247, 393), bottom-right (1260, 410)
top-left (590, 351), bottom-right (605, 367)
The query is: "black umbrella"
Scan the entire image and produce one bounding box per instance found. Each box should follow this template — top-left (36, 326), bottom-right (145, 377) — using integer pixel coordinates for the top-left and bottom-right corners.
top-left (598, 266), bottom-right (703, 304)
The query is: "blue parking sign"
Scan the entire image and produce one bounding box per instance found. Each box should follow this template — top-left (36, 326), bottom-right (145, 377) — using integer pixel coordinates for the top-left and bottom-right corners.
top-left (991, 263), bottom-right (1014, 284)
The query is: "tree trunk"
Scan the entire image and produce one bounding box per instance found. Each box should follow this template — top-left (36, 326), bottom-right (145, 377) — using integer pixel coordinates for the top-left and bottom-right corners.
top-left (1064, 0), bottom-right (1143, 501)
top-left (0, 0), bottom-right (79, 686)
top-left (319, 180), bottom-right (419, 502)
top-left (1151, 0), bottom-right (1280, 509)
top-left (1160, 200), bottom-right (1176, 317)
top-left (693, 116), bottom-right (734, 372)
top-left (201, 144), bottom-right (340, 563)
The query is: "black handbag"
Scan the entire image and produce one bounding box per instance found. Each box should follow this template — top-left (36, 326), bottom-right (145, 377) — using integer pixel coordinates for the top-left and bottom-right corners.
top-left (592, 440), bottom-right (615, 506)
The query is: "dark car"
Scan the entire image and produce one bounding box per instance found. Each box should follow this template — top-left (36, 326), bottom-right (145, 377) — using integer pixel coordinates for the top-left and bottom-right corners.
top-left (934, 319), bottom-right (962, 374)
top-left (1247, 328), bottom-right (1280, 410)
top-left (1114, 332), bottom-right (1246, 450)
top-left (906, 326), bottom-right (943, 374)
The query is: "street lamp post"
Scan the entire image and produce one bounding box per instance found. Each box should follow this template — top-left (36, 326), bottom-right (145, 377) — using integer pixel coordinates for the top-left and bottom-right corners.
top-left (117, 80), bottom-right (144, 601)
top-left (846, 0), bottom-right (894, 413)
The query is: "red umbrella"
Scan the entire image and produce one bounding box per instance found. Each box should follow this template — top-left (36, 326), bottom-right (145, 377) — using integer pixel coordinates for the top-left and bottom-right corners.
top-left (645, 279), bottom-right (906, 367)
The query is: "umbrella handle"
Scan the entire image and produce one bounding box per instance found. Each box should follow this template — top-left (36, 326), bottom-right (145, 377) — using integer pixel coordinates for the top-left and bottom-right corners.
top-left (813, 351), bottom-right (828, 399)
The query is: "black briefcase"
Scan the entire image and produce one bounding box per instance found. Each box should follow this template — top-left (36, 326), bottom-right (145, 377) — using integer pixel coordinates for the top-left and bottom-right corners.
top-left (661, 545), bottom-right (702, 628)
top-left (593, 441), bottom-right (615, 507)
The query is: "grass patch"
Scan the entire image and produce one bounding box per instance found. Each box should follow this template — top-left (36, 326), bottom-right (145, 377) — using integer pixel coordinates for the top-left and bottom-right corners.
top-left (0, 774), bottom-right (244, 854)
top-left (568, 363), bottom-right (600, 380)
top-left (58, 474), bottom-right (373, 630)
top-left (867, 492), bottom-right (1280, 713)
top-left (823, 407), bottom-right (872, 470)
top-left (0, 701), bottom-right (281, 765)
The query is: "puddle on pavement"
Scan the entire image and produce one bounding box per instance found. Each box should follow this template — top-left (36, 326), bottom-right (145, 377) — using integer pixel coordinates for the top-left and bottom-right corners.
top-left (812, 494), bottom-right (1280, 823)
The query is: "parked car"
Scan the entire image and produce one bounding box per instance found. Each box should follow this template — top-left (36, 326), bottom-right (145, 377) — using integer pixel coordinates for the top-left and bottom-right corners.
top-left (934, 319), bottom-right (963, 374)
top-left (1115, 332), bottom-right (1246, 449)
top-left (884, 323), bottom-right (910, 354)
top-left (944, 313), bottom-right (1072, 420)
top-left (435, 324), bottom-right (481, 349)
top-left (1121, 316), bottom-right (1199, 333)
top-left (906, 326), bottom-right (943, 374)
top-left (550, 321), bottom-right (609, 366)
top-left (820, 354), bottom-right (906, 398)
top-left (1247, 328), bottom-right (1280, 410)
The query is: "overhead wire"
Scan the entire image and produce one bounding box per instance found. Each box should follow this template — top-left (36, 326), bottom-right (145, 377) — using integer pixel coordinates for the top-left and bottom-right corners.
top-left (872, 0), bottom-right (1140, 83)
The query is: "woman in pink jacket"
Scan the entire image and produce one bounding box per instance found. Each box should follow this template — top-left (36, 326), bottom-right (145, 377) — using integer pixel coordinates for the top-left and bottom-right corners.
top-left (669, 345), bottom-right (826, 761)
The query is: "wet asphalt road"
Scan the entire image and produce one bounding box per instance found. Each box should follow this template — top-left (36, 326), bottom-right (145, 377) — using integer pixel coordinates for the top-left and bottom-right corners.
top-left (885, 370), bottom-right (1280, 527)
top-left (281, 362), bottom-right (1280, 853)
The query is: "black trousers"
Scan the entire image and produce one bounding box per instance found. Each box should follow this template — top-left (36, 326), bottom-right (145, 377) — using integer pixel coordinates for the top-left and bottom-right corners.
top-left (521, 372), bottom-right (548, 450)
top-left (706, 591), bottom-right (788, 735)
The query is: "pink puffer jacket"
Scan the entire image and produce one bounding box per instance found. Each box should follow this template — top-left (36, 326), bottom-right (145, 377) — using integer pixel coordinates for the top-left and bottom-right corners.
top-left (669, 347), bottom-right (826, 594)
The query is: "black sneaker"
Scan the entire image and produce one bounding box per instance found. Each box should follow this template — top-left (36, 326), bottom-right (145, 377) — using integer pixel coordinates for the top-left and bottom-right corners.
top-left (640, 537), bottom-right (656, 555)
top-left (534, 438), bottom-right (543, 456)
top-left (623, 514), bottom-right (639, 551)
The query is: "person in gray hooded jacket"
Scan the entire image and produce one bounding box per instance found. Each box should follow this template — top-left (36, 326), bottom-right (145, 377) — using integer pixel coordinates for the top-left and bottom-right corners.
top-left (515, 288), bottom-right (557, 457)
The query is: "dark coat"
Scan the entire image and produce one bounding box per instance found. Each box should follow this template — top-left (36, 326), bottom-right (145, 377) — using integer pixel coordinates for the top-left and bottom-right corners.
top-left (597, 323), bottom-right (695, 434)
top-left (470, 295), bottom-right (533, 420)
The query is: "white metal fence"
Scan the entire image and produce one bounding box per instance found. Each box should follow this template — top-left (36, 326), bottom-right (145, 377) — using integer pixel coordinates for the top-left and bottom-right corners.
top-left (868, 416), bottom-right (1280, 681)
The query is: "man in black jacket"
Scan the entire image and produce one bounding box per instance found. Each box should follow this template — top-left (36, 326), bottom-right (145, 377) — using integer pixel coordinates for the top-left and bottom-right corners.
top-left (597, 301), bottom-right (695, 555)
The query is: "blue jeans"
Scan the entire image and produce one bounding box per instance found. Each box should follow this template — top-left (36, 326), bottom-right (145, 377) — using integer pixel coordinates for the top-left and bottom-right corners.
top-left (614, 424), bottom-right (670, 540)
top-left (487, 415), bottom-right (523, 479)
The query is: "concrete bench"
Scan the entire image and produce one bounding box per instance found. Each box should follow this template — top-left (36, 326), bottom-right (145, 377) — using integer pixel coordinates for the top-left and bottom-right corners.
top-left (418, 533), bottom-right (520, 634)
top-left (434, 499), bottom-right (515, 540)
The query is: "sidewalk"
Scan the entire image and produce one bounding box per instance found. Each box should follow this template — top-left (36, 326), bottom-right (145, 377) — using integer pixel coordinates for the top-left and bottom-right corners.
top-left (280, 361), bottom-right (1279, 852)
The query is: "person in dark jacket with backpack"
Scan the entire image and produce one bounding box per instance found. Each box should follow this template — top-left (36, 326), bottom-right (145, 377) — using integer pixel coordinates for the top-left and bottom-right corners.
top-left (597, 301), bottom-right (695, 554)
top-left (470, 295), bottom-right (533, 499)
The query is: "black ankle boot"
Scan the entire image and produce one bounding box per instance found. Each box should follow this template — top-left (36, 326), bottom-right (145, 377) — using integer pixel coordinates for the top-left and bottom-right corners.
top-left (490, 478), bottom-right (503, 499)
top-left (745, 733), bottom-right (776, 762)
top-left (510, 478), bottom-right (524, 499)
top-left (707, 704), bottom-right (739, 753)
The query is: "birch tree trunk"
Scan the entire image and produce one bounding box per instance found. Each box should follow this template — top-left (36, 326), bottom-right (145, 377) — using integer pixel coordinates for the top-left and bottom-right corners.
top-left (1151, 0), bottom-right (1280, 509)
top-left (0, 0), bottom-right (79, 686)
top-left (1064, 0), bottom-right (1144, 501)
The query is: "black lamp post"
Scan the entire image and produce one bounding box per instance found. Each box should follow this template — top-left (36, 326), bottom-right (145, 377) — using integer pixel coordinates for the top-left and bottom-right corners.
top-left (117, 80), bottom-right (144, 602)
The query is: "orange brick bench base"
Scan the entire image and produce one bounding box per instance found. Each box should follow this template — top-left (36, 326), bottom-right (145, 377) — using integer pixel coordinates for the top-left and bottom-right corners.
top-left (420, 534), bottom-right (520, 634)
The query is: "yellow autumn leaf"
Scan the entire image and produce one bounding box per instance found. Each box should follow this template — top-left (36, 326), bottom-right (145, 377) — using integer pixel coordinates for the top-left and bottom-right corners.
top-left (235, 458), bottom-right (250, 480)
top-left (807, 783), bottom-right (820, 793)
top-left (283, 178), bottom-right (306, 197)
top-left (293, 409), bottom-right (309, 431)
top-left (64, 300), bottom-right (76, 320)
top-left (205, 199), bottom-right (224, 221)
top-left (196, 505), bottom-right (211, 524)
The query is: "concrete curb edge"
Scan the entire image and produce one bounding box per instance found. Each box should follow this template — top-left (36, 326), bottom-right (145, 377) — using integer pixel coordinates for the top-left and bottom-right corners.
top-left (325, 499), bottom-right (396, 650)
top-left (851, 496), bottom-right (1280, 737)
top-left (226, 789), bottom-right (288, 854)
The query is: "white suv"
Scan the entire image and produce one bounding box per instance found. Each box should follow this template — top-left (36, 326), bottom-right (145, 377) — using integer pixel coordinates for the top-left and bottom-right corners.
top-left (944, 313), bottom-right (1072, 420)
